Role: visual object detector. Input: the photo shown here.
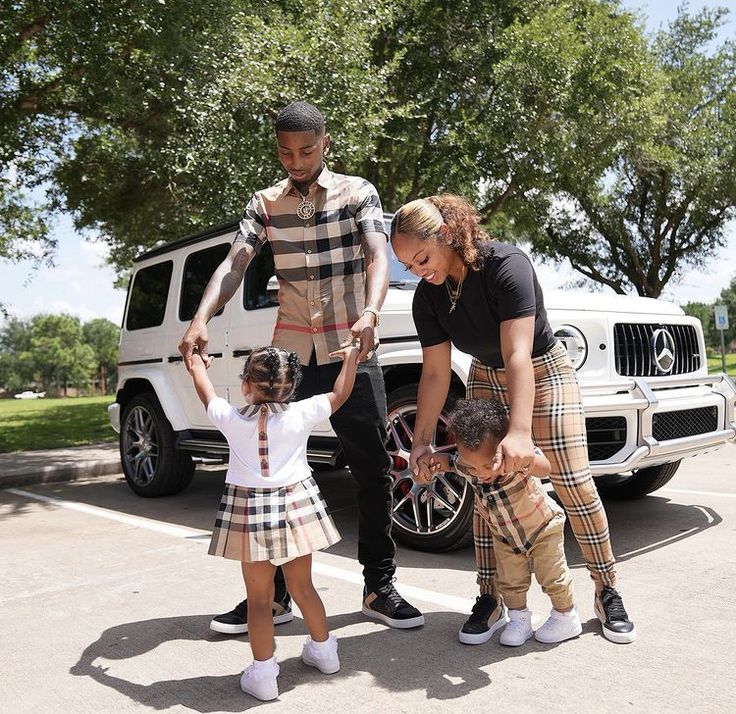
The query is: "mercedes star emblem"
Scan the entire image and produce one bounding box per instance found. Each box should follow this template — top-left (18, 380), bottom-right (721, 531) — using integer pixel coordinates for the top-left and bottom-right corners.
top-left (651, 328), bottom-right (676, 373)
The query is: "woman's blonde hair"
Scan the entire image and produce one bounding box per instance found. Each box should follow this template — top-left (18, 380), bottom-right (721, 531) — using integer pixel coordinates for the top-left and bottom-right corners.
top-left (390, 194), bottom-right (492, 269)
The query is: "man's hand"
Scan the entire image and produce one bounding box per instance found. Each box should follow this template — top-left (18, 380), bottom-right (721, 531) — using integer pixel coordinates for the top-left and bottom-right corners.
top-left (179, 319), bottom-right (209, 372)
top-left (341, 313), bottom-right (377, 362)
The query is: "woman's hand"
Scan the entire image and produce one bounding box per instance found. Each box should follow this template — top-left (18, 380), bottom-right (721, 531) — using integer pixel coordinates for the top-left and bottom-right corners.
top-left (494, 430), bottom-right (535, 474)
top-left (410, 444), bottom-right (434, 484)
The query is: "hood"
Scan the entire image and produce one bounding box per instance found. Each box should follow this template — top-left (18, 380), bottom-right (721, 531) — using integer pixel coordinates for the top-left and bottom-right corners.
top-left (543, 290), bottom-right (684, 316)
top-left (384, 285), bottom-right (685, 317)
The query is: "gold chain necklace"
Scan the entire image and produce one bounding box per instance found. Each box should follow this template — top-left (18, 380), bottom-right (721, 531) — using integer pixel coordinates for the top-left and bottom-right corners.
top-left (445, 265), bottom-right (466, 313)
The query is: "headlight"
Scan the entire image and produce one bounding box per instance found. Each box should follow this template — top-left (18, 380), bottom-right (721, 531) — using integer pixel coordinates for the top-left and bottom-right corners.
top-left (554, 325), bottom-right (588, 370)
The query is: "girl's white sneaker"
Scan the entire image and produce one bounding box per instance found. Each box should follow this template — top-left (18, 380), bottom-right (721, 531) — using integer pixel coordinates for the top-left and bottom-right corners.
top-left (302, 633), bottom-right (340, 674)
top-left (499, 608), bottom-right (534, 647)
top-left (240, 658), bottom-right (280, 701)
top-left (534, 607), bottom-right (583, 644)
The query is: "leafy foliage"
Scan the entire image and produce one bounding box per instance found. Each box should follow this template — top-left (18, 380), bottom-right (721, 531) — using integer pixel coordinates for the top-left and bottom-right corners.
top-left (2, 1), bottom-right (735, 301)
top-left (683, 275), bottom-right (736, 352)
top-left (537, 7), bottom-right (736, 297)
top-left (0, 313), bottom-right (119, 393)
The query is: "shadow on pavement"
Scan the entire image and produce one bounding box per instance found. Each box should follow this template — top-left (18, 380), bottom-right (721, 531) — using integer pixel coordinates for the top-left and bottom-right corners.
top-left (69, 610), bottom-right (602, 710)
top-left (4, 466), bottom-right (724, 572)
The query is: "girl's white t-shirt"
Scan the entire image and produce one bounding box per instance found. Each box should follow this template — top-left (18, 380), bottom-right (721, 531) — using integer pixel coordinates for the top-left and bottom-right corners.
top-left (206, 394), bottom-right (332, 488)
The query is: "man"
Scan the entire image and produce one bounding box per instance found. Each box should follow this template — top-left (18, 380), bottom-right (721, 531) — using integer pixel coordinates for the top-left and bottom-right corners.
top-left (179, 101), bottom-right (424, 632)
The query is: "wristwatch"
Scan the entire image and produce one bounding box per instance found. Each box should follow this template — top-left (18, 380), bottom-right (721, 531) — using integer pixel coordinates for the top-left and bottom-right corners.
top-left (362, 306), bottom-right (380, 326)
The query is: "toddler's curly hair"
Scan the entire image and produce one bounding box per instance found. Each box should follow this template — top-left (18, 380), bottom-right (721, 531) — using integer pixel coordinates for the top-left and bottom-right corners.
top-left (447, 398), bottom-right (508, 451)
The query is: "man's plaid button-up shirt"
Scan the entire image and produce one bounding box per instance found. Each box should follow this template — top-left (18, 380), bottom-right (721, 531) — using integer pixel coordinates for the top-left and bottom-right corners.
top-left (235, 166), bottom-right (387, 365)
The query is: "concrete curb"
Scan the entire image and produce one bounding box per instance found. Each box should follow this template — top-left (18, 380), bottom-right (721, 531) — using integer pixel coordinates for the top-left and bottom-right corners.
top-left (0, 443), bottom-right (122, 490)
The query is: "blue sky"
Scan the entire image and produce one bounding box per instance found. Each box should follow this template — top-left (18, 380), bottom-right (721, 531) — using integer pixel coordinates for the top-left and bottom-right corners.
top-left (1, 0), bottom-right (735, 326)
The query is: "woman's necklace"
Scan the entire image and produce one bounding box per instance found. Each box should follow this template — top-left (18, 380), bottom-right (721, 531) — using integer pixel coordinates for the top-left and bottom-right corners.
top-left (445, 265), bottom-right (466, 313)
top-left (296, 189), bottom-right (316, 220)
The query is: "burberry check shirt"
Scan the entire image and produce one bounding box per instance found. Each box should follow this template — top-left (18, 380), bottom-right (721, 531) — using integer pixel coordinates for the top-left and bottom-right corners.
top-left (235, 166), bottom-right (388, 365)
top-left (451, 451), bottom-right (563, 555)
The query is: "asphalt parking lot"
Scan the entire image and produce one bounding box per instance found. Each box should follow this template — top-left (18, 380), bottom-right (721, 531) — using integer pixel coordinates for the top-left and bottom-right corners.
top-left (2, 443), bottom-right (735, 713)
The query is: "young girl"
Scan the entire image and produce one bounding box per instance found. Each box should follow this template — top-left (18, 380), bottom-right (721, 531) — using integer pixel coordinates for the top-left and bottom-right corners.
top-left (189, 344), bottom-right (359, 701)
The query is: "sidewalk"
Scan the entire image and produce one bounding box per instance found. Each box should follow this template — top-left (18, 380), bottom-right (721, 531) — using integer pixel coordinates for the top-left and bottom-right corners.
top-left (0, 442), bottom-right (121, 490)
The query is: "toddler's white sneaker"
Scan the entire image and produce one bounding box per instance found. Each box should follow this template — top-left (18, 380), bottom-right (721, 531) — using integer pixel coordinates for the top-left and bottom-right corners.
top-left (302, 633), bottom-right (340, 674)
top-left (534, 607), bottom-right (583, 644)
top-left (499, 608), bottom-right (534, 646)
top-left (240, 657), bottom-right (280, 701)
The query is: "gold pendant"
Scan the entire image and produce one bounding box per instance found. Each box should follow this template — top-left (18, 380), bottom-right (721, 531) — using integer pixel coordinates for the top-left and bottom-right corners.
top-left (296, 199), bottom-right (316, 220)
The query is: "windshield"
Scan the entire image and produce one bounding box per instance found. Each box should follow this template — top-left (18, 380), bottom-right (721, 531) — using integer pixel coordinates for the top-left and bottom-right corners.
top-left (384, 214), bottom-right (420, 287)
top-left (388, 244), bottom-right (419, 286)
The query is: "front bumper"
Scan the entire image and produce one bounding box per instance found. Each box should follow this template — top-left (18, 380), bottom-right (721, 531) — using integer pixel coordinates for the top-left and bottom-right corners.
top-left (583, 373), bottom-right (736, 475)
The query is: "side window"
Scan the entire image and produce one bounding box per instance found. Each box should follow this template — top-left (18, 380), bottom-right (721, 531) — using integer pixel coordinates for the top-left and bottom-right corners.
top-left (126, 261), bottom-right (173, 330)
top-left (179, 243), bottom-right (231, 321)
top-left (244, 241), bottom-right (279, 310)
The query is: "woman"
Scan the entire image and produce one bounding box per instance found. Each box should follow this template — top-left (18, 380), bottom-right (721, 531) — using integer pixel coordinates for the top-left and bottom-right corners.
top-left (390, 194), bottom-right (636, 645)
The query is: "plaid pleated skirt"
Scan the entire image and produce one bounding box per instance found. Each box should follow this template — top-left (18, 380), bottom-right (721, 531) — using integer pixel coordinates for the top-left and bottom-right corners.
top-left (208, 475), bottom-right (341, 563)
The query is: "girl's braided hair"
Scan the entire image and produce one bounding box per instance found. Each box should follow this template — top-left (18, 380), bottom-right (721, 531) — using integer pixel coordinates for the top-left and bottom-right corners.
top-left (240, 346), bottom-right (302, 402)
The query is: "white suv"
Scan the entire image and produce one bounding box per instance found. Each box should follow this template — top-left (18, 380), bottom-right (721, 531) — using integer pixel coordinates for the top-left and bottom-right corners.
top-left (109, 219), bottom-right (736, 551)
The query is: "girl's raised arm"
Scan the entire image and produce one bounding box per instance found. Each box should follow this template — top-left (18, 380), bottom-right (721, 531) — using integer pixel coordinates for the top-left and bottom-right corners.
top-left (325, 345), bottom-right (360, 412)
top-left (189, 352), bottom-right (217, 408)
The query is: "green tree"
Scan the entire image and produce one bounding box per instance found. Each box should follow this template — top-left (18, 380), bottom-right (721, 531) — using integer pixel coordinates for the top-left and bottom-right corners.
top-left (82, 317), bottom-right (120, 393)
top-left (537, 7), bottom-right (736, 297)
top-left (681, 301), bottom-right (718, 353)
top-left (367, 0), bottom-right (657, 222)
top-left (713, 276), bottom-right (736, 349)
top-left (2, 0), bottom-right (397, 271)
top-left (29, 314), bottom-right (96, 394)
top-left (0, 316), bottom-right (35, 390)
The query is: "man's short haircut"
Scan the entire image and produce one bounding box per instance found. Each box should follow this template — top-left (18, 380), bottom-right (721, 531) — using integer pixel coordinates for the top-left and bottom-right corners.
top-left (448, 398), bottom-right (509, 451)
top-left (275, 101), bottom-right (325, 135)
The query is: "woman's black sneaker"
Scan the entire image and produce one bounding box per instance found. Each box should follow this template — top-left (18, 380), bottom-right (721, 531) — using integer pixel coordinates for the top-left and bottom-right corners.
top-left (594, 586), bottom-right (637, 643)
top-left (362, 583), bottom-right (425, 629)
top-left (209, 595), bottom-right (293, 634)
top-left (458, 594), bottom-right (509, 645)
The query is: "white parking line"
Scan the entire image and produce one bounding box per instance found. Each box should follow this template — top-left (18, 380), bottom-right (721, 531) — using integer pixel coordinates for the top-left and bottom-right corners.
top-left (6, 488), bottom-right (211, 539)
top-left (659, 487), bottom-right (736, 499)
top-left (6, 487), bottom-right (475, 614)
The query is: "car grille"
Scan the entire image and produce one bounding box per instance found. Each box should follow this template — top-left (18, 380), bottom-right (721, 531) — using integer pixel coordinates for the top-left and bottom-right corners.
top-left (652, 406), bottom-right (719, 441)
top-left (613, 323), bottom-right (701, 377)
top-left (586, 416), bottom-right (627, 461)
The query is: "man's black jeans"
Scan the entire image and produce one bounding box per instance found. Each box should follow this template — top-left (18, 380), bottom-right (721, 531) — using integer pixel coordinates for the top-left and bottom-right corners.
top-left (273, 352), bottom-right (395, 597)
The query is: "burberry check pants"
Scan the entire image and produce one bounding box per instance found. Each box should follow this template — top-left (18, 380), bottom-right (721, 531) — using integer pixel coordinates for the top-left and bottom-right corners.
top-left (467, 341), bottom-right (616, 595)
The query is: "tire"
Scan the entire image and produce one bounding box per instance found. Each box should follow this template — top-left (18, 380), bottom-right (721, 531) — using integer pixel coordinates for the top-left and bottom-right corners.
top-left (385, 383), bottom-right (473, 552)
top-left (595, 461), bottom-right (681, 500)
top-left (119, 393), bottom-right (195, 497)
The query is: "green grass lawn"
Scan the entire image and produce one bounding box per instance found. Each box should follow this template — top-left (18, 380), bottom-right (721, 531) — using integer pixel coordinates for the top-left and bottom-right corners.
top-left (0, 395), bottom-right (117, 453)
top-left (707, 353), bottom-right (736, 376)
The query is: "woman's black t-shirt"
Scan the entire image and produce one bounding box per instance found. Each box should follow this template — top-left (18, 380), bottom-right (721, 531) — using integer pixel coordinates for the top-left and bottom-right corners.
top-left (412, 241), bottom-right (556, 368)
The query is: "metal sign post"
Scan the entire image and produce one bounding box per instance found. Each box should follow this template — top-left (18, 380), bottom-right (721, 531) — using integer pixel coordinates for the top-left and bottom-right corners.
top-left (714, 305), bottom-right (729, 373)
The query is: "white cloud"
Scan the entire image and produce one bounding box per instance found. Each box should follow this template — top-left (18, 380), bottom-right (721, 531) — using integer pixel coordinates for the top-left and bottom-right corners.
top-left (0, 218), bottom-right (126, 326)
